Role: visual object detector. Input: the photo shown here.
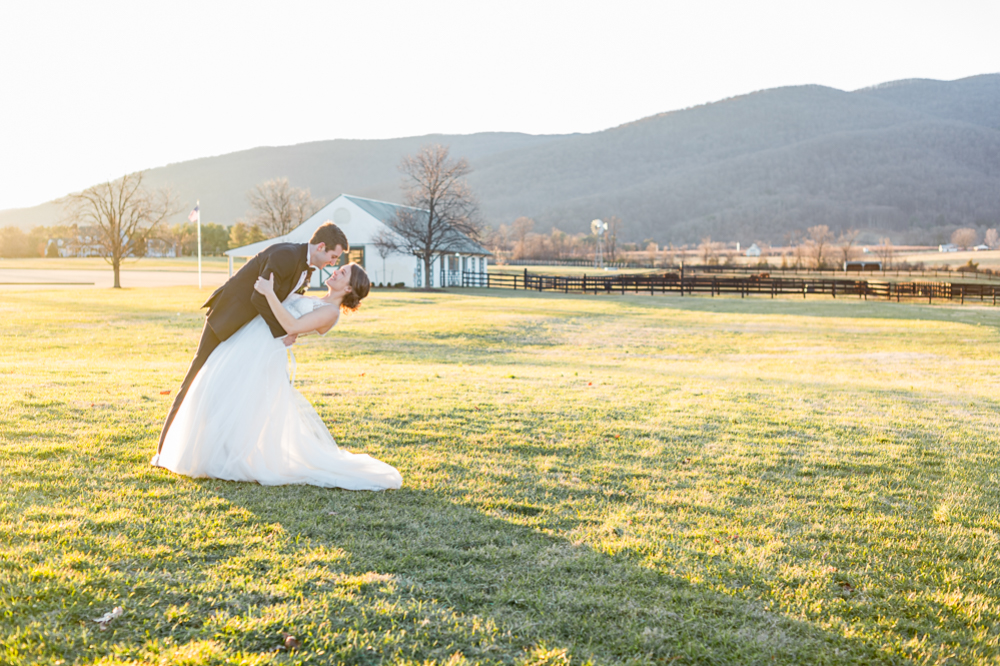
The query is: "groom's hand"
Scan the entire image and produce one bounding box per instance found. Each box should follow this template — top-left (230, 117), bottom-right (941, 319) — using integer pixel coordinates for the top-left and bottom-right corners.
top-left (255, 274), bottom-right (275, 295)
top-left (282, 333), bottom-right (298, 347)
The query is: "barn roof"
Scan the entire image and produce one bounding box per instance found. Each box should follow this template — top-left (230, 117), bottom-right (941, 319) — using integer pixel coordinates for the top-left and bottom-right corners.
top-left (226, 194), bottom-right (491, 258)
top-left (343, 195), bottom-right (491, 256)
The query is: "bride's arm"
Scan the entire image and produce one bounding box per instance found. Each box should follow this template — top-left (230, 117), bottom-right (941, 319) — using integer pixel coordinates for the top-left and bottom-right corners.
top-left (254, 276), bottom-right (339, 335)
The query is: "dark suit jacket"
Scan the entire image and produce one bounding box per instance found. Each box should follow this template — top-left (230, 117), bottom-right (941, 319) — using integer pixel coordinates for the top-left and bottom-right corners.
top-left (202, 243), bottom-right (311, 340)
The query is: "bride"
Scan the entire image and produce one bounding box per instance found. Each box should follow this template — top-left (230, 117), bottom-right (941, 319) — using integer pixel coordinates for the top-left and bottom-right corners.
top-left (153, 262), bottom-right (402, 491)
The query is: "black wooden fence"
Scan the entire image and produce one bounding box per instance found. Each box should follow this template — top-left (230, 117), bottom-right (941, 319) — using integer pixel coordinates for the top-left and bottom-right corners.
top-left (462, 270), bottom-right (999, 305)
top-left (501, 261), bottom-right (1000, 282)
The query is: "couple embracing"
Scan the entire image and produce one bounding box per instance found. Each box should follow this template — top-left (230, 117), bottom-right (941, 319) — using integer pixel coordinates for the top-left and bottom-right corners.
top-left (151, 222), bottom-right (402, 491)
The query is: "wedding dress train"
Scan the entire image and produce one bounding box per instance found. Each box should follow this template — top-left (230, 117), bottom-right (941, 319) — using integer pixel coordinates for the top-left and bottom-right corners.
top-left (154, 294), bottom-right (402, 490)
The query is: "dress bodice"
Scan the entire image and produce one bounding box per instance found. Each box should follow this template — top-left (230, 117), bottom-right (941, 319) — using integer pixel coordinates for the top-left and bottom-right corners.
top-left (284, 294), bottom-right (328, 317)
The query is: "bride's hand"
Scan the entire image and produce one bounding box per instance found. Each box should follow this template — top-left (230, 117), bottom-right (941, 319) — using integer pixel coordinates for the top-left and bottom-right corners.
top-left (254, 274), bottom-right (275, 296)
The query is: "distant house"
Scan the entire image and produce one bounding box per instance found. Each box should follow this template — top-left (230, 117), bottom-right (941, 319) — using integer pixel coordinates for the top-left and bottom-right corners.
top-left (745, 243), bottom-right (761, 257)
top-left (48, 226), bottom-right (105, 258)
top-left (939, 243), bottom-right (959, 252)
top-left (225, 194), bottom-right (492, 288)
top-left (974, 244), bottom-right (989, 251)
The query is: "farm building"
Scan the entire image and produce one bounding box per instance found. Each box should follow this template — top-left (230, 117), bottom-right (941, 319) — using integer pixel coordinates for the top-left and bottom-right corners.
top-left (844, 260), bottom-right (882, 271)
top-left (225, 194), bottom-right (492, 288)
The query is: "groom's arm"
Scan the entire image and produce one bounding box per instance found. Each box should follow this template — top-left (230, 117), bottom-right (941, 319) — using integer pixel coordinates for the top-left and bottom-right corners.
top-left (251, 250), bottom-right (299, 338)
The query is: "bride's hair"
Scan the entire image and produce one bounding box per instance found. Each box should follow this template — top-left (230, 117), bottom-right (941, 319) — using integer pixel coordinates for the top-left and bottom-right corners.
top-left (341, 263), bottom-right (371, 313)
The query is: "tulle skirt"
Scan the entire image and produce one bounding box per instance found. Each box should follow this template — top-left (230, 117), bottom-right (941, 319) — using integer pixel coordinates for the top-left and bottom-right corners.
top-left (155, 315), bottom-right (402, 491)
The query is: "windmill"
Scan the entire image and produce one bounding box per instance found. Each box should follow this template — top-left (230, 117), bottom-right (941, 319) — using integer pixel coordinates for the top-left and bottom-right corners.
top-left (591, 219), bottom-right (608, 269)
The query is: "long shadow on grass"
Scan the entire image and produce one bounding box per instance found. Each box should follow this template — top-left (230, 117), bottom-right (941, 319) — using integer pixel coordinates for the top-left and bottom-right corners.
top-left (134, 480), bottom-right (907, 664)
top-left (0, 432), bottom-right (938, 665)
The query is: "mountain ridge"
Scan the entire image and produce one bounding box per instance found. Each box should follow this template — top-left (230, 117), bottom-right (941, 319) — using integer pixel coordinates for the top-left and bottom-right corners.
top-left (3, 73), bottom-right (998, 245)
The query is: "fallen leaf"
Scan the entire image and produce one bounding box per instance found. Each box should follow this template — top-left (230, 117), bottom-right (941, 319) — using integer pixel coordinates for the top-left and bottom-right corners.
top-left (327, 511), bottom-right (338, 516)
top-left (93, 606), bottom-right (123, 630)
top-left (282, 632), bottom-right (301, 649)
top-left (159, 390), bottom-right (171, 395)
top-left (587, 382), bottom-right (593, 386)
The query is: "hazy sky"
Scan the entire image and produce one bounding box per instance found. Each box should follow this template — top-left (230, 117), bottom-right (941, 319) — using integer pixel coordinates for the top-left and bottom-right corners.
top-left (1, 0), bottom-right (997, 211)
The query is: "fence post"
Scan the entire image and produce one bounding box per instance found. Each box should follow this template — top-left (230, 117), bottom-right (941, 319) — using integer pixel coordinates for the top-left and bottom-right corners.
top-left (583, 274), bottom-right (587, 294)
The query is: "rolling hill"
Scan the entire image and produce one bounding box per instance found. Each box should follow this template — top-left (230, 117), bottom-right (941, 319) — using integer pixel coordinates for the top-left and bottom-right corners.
top-left (3, 73), bottom-right (998, 245)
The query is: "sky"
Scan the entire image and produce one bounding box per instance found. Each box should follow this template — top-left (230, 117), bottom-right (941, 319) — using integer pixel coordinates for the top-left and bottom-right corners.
top-left (1, 0), bottom-right (997, 212)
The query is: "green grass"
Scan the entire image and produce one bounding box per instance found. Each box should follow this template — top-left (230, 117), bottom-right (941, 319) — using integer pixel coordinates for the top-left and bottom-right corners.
top-left (3, 287), bottom-right (1000, 664)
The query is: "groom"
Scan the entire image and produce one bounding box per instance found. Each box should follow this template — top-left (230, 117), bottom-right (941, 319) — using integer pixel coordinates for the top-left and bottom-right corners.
top-left (154, 222), bottom-right (349, 457)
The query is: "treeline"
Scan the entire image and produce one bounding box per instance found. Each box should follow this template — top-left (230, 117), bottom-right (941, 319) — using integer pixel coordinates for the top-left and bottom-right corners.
top-left (0, 176), bottom-right (321, 259)
top-left (486, 218), bottom-right (1000, 271)
top-left (0, 221), bottom-right (269, 259)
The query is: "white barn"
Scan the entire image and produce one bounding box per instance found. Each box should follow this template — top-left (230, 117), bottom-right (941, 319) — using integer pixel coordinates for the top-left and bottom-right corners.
top-left (225, 194), bottom-right (492, 289)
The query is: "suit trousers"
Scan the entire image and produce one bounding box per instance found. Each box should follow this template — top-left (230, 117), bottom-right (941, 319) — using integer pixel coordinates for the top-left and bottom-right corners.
top-left (157, 320), bottom-right (222, 453)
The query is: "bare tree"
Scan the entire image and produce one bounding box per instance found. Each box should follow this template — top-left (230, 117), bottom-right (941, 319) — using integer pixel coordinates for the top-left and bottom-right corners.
top-left (606, 216), bottom-right (623, 262)
top-left (0, 226), bottom-right (30, 258)
top-left (699, 236), bottom-right (719, 264)
top-left (645, 241), bottom-right (658, 266)
top-left (371, 227), bottom-right (399, 285)
top-left (550, 228), bottom-right (571, 259)
top-left (59, 172), bottom-right (175, 288)
top-left (484, 224), bottom-right (512, 263)
top-left (985, 228), bottom-right (999, 249)
top-left (380, 145), bottom-right (480, 288)
top-left (244, 177), bottom-right (325, 239)
top-left (875, 237), bottom-right (894, 268)
top-left (511, 217), bottom-right (534, 259)
top-left (837, 229), bottom-right (860, 269)
top-left (807, 225), bottom-right (834, 268)
top-left (951, 227), bottom-right (979, 249)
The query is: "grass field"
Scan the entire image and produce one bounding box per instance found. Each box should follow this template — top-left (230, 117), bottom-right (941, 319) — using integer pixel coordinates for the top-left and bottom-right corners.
top-left (3, 287), bottom-right (1000, 664)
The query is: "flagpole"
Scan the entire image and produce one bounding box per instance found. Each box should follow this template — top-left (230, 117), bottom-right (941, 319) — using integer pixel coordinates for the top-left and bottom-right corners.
top-left (196, 199), bottom-right (202, 289)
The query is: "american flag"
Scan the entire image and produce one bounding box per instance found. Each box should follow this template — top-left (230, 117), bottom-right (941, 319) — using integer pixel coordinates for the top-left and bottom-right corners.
top-left (188, 206), bottom-right (199, 222)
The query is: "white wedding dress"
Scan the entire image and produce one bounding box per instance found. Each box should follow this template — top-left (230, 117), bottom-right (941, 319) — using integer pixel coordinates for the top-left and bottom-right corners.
top-left (154, 294), bottom-right (402, 491)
